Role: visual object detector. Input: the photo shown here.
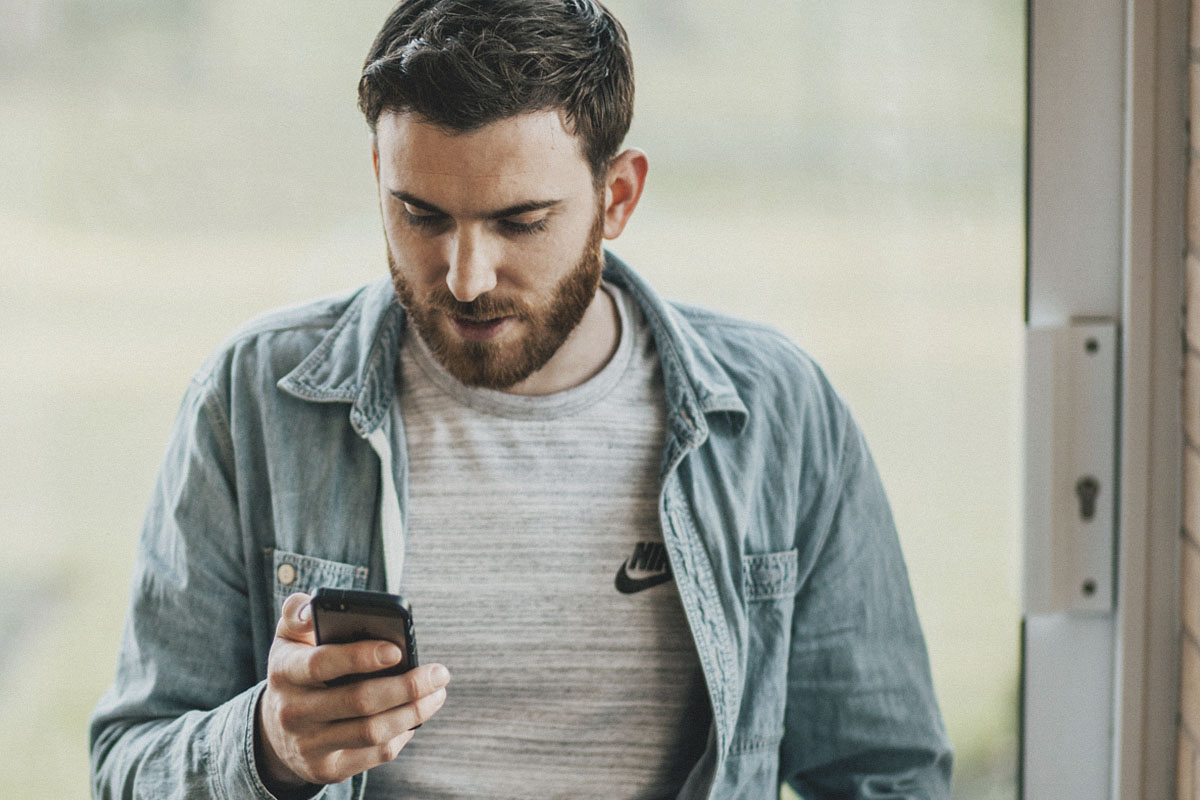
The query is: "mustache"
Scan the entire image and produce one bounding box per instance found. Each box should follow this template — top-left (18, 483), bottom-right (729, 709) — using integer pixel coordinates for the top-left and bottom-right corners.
top-left (425, 288), bottom-right (527, 322)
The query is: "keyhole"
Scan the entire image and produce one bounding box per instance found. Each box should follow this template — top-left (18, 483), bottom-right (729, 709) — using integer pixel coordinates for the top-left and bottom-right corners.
top-left (1075, 476), bottom-right (1100, 520)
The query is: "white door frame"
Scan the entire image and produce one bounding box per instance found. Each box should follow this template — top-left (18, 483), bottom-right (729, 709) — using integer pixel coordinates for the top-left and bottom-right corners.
top-left (1022, 0), bottom-right (1184, 797)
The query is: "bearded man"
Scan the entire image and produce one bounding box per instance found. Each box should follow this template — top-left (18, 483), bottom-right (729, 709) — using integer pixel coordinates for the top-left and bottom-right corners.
top-left (90, 1), bottom-right (953, 798)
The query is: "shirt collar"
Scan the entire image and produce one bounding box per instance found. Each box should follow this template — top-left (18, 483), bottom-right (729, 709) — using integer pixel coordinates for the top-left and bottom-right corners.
top-left (276, 278), bottom-right (403, 437)
top-left (277, 252), bottom-right (749, 440)
top-left (600, 252), bottom-right (748, 442)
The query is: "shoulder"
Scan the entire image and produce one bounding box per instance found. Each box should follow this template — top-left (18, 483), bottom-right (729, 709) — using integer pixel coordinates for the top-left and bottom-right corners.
top-left (665, 298), bottom-right (852, 460)
top-left (669, 300), bottom-right (840, 404)
top-left (191, 283), bottom-right (371, 393)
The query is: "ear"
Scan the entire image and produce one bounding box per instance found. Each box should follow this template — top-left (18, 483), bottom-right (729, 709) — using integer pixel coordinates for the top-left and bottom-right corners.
top-left (371, 134), bottom-right (380, 183)
top-left (601, 148), bottom-right (648, 240)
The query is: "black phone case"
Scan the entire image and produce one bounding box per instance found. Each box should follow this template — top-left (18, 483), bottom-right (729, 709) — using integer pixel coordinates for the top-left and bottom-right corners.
top-left (311, 588), bottom-right (419, 687)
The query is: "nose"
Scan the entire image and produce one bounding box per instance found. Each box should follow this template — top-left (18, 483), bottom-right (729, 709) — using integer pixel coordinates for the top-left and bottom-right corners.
top-left (444, 227), bottom-right (498, 303)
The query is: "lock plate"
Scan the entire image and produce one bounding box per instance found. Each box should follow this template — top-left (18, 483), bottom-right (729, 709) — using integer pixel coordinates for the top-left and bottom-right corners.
top-left (1023, 321), bottom-right (1116, 614)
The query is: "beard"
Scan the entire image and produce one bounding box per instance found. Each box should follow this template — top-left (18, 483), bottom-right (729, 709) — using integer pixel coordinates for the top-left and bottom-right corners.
top-left (388, 207), bottom-right (605, 390)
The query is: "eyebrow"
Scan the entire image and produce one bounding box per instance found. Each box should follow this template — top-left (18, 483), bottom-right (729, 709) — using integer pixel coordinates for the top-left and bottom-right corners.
top-left (389, 190), bottom-right (563, 219)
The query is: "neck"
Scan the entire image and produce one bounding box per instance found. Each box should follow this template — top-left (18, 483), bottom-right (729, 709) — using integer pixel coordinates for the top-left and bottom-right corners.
top-left (503, 287), bottom-right (620, 396)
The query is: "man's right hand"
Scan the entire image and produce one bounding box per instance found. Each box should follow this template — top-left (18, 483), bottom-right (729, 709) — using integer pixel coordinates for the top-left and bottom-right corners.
top-left (254, 592), bottom-right (450, 793)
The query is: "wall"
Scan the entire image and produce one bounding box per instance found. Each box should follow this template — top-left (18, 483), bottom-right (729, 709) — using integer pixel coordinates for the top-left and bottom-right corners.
top-left (1180, 4), bottom-right (1200, 796)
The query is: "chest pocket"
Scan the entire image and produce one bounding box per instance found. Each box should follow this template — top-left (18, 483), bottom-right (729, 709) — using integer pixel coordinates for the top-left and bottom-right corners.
top-left (267, 548), bottom-right (369, 618)
top-left (733, 548), bottom-right (799, 754)
top-left (744, 549), bottom-right (799, 601)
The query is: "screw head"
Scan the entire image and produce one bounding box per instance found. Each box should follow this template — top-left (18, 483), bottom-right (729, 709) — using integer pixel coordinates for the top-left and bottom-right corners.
top-left (1085, 338), bottom-right (1099, 354)
top-left (1082, 579), bottom-right (1097, 596)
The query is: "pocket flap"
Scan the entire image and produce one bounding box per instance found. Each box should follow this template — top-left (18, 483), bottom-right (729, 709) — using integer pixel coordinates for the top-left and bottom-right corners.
top-left (743, 548), bottom-right (799, 601)
top-left (267, 548), bottom-right (369, 610)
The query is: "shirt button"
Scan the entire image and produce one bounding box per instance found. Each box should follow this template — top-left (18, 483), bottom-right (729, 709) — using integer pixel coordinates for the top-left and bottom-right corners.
top-left (277, 563), bottom-right (297, 586)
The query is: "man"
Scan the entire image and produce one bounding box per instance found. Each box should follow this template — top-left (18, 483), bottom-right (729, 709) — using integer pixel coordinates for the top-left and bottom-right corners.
top-left (90, 0), bottom-right (953, 797)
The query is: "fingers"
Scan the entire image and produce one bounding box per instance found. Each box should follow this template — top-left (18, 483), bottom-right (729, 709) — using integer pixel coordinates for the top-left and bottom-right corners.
top-left (263, 595), bottom-right (453, 785)
top-left (262, 671), bottom-right (449, 786)
top-left (277, 637), bottom-right (406, 689)
top-left (330, 665), bottom-right (451, 720)
top-left (300, 729), bottom-right (417, 785)
top-left (278, 662), bottom-right (451, 723)
top-left (275, 592), bottom-right (316, 646)
top-left (313, 641), bottom-right (405, 687)
top-left (315, 686), bottom-right (447, 751)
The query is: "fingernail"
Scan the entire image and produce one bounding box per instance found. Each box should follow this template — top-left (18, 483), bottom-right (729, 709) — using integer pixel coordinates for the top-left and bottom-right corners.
top-left (299, 603), bottom-right (311, 622)
top-left (432, 664), bottom-right (450, 685)
top-left (377, 643), bottom-right (402, 665)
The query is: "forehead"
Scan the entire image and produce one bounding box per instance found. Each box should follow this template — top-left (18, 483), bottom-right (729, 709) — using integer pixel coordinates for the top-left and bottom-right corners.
top-left (374, 110), bottom-right (593, 206)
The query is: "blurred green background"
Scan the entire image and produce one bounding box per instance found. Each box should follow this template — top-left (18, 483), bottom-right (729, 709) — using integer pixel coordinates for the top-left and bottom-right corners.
top-left (0, 1), bottom-right (1024, 797)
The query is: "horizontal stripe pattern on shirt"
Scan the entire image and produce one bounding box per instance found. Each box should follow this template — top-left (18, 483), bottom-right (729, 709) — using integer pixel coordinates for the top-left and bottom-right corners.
top-left (366, 284), bottom-right (711, 799)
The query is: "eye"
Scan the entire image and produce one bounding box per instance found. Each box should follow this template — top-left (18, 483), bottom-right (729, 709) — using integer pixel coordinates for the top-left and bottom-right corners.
top-left (498, 217), bottom-right (549, 236)
top-left (401, 203), bottom-right (447, 230)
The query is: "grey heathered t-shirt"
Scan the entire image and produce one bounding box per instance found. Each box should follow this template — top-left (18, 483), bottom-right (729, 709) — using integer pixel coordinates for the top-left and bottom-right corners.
top-left (365, 283), bottom-right (712, 799)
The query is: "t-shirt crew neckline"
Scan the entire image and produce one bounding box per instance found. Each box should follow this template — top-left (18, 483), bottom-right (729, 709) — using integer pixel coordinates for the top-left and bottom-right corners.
top-left (402, 282), bottom-right (636, 421)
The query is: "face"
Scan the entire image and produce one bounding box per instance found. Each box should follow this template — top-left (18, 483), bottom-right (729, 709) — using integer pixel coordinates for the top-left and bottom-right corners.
top-left (374, 110), bottom-right (606, 390)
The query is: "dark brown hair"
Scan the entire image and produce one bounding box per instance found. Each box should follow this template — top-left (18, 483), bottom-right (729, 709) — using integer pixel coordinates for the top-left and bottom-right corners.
top-left (358, 0), bottom-right (634, 183)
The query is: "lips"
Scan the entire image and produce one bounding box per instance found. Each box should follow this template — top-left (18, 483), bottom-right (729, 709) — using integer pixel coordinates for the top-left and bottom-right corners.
top-left (450, 315), bottom-right (512, 342)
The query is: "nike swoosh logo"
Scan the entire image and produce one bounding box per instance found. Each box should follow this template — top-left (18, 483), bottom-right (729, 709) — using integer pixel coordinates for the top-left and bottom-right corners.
top-left (615, 562), bottom-right (674, 594)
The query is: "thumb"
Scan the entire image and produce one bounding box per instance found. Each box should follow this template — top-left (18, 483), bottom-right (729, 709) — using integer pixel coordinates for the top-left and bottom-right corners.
top-left (276, 591), bottom-right (316, 645)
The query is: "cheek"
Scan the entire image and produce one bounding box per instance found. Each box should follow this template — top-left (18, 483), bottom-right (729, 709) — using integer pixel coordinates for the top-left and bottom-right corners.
top-left (536, 211), bottom-right (599, 265)
top-left (504, 237), bottom-right (580, 289)
top-left (381, 205), bottom-right (416, 248)
top-left (383, 218), bottom-right (439, 268)
top-left (385, 233), bottom-right (443, 294)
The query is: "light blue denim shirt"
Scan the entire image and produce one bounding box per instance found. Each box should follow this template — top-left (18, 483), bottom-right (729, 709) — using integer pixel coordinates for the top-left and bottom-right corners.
top-left (90, 253), bottom-right (952, 799)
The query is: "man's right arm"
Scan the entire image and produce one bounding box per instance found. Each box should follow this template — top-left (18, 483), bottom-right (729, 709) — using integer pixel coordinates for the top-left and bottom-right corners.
top-left (89, 376), bottom-right (290, 799)
top-left (88, 377), bottom-right (448, 799)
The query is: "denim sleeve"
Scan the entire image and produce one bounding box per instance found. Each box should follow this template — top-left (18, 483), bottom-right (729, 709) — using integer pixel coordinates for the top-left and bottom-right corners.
top-left (87, 376), bottom-right (349, 800)
top-left (780, 413), bottom-right (954, 799)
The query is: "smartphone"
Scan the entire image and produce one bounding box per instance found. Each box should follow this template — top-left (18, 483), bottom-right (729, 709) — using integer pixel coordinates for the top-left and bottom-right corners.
top-left (311, 587), bottom-right (419, 688)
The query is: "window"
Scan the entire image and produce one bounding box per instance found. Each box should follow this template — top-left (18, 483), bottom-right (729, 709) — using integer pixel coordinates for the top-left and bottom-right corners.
top-left (604, 3), bottom-right (1025, 796)
top-left (1, 2), bottom-right (1024, 795)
